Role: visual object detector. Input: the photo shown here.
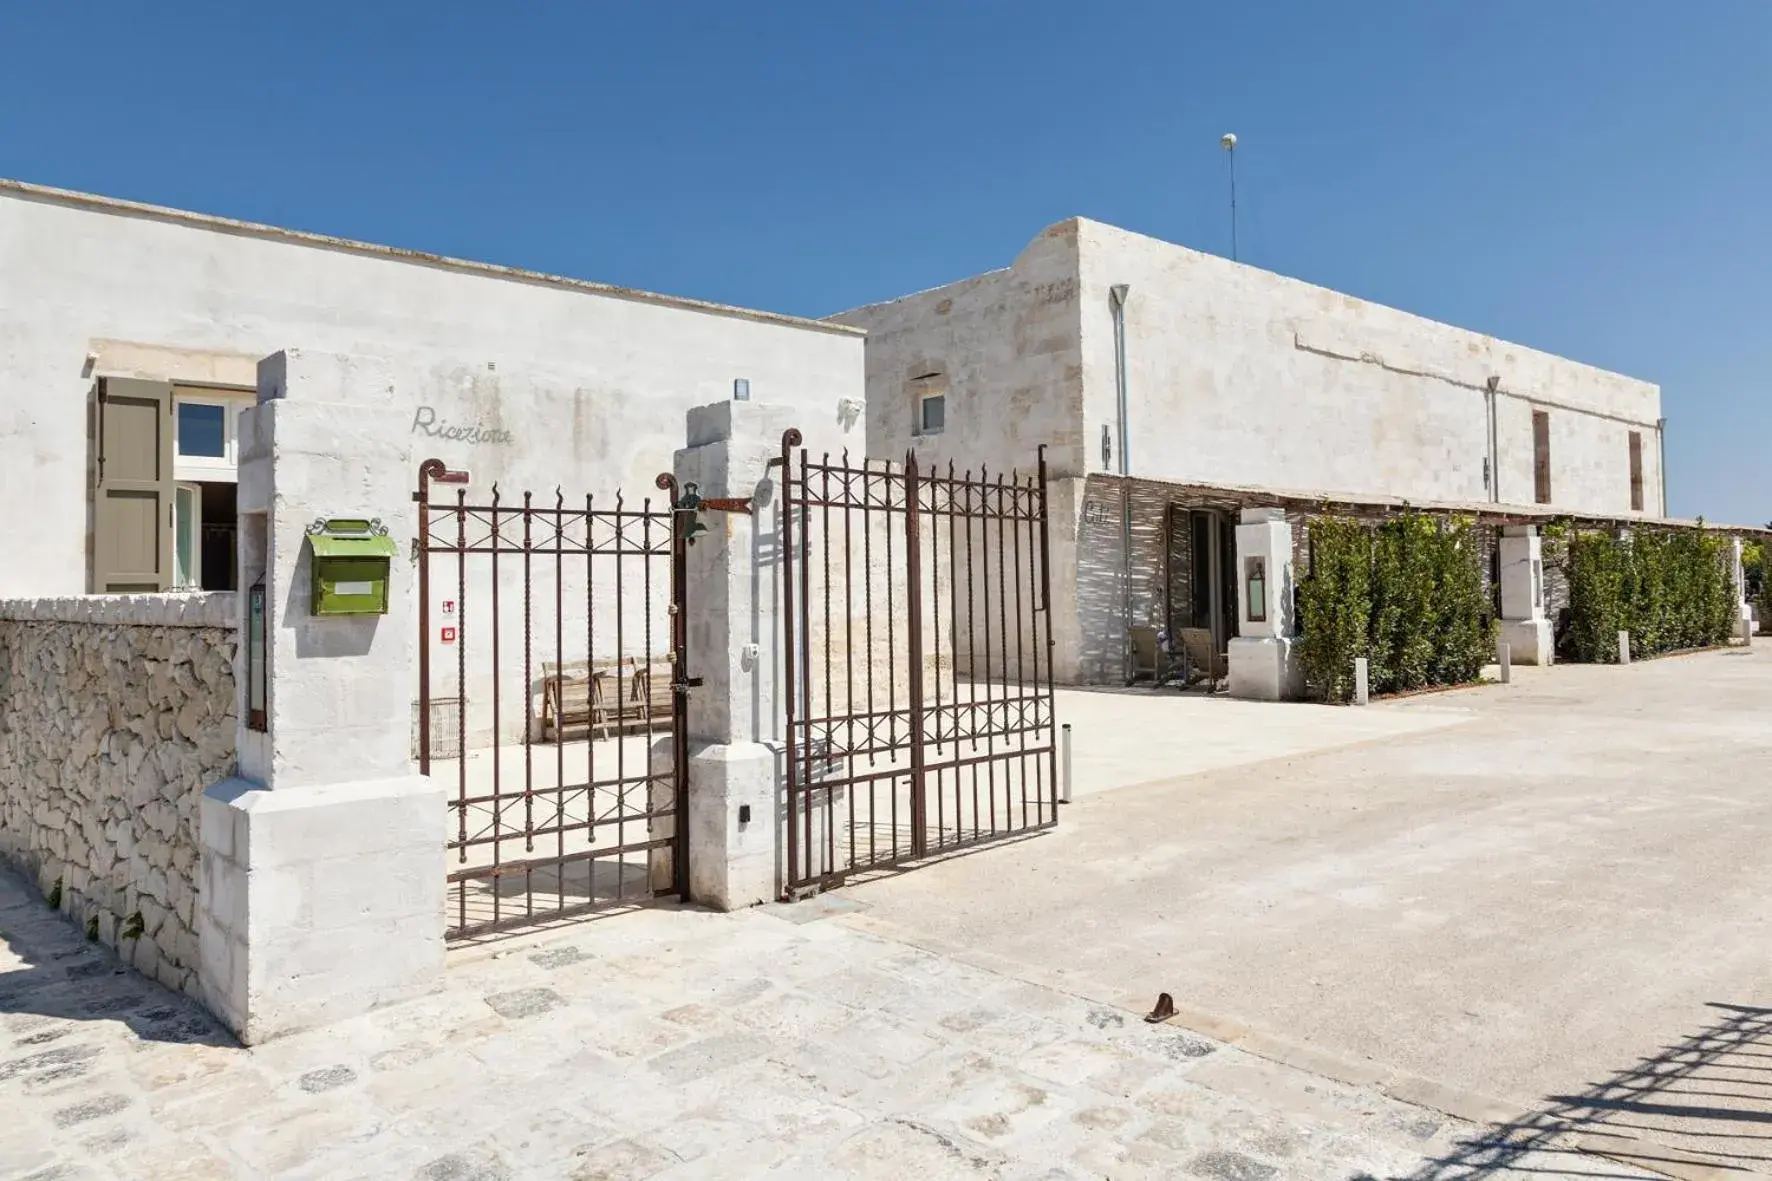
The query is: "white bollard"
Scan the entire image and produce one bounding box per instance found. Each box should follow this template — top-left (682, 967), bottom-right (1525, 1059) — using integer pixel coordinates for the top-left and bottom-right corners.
top-left (1353, 657), bottom-right (1370, 706)
top-left (1060, 723), bottom-right (1073, 804)
top-left (1618, 630), bottom-right (1631, 664)
top-left (1497, 640), bottom-right (1511, 684)
top-left (1742, 615), bottom-right (1755, 646)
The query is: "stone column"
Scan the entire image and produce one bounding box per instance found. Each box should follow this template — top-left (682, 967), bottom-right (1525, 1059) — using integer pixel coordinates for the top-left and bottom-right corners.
top-left (196, 349), bottom-right (445, 1045)
top-left (673, 402), bottom-right (785, 909)
top-left (1227, 508), bottom-right (1303, 700)
top-left (1498, 525), bottom-right (1551, 664)
top-left (1730, 538), bottom-right (1754, 643)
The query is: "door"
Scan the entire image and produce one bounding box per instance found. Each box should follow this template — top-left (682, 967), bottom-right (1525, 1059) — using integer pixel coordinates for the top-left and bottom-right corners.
top-left (94, 379), bottom-right (175, 592)
top-left (173, 484), bottom-right (201, 589)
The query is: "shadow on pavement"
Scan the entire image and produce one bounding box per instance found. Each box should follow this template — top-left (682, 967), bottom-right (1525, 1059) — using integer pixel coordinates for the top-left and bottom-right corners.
top-left (0, 867), bottom-right (234, 1054)
top-left (1396, 1000), bottom-right (1772, 1179)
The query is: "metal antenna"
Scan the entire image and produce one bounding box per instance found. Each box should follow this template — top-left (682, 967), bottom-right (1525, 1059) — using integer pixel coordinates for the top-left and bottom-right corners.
top-left (1220, 133), bottom-right (1239, 261)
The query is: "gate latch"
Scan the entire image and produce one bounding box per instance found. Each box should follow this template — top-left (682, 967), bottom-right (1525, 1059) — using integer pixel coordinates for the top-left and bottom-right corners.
top-left (672, 677), bottom-right (704, 694)
top-left (673, 482), bottom-right (752, 546)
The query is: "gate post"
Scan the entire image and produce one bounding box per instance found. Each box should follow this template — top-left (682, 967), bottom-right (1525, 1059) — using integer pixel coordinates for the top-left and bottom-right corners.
top-left (670, 400), bottom-right (843, 908)
top-left (196, 350), bottom-right (446, 1044)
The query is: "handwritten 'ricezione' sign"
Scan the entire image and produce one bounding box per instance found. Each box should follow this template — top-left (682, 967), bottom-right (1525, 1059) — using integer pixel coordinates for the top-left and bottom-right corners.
top-left (411, 407), bottom-right (513, 446)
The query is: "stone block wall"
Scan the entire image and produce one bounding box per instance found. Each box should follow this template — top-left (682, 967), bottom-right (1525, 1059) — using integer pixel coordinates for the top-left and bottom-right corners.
top-left (0, 592), bottom-right (237, 997)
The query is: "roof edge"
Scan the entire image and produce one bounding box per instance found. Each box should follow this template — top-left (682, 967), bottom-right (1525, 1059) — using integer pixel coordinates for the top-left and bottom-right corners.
top-left (0, 177), bottom-right (864, 339)
top-left (1082, 472), bottom-right (1771, 538)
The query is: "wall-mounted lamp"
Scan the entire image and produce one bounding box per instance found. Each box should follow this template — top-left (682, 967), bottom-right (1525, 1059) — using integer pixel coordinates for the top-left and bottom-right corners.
top-left (1245, 556), bottom-right (1268, 623)
top-left (733, 378), bottom-right (751, 402)
top-left (246, 580), bottom-right (267, 731)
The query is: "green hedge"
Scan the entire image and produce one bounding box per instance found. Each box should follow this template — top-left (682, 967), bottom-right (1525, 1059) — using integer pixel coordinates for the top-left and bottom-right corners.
top-left (1298, 513), bottom-right (1494, 703)
top-left (1557, 524), bottom-right (1739, 662)
top-left (1747, 540), bottom-right (1769, 627)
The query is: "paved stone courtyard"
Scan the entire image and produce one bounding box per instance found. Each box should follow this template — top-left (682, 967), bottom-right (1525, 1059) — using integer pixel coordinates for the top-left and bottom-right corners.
top-left (6, 646), bottom-right (1770, 1179)
top-left (0, 863), bottom-right (1651, 1181)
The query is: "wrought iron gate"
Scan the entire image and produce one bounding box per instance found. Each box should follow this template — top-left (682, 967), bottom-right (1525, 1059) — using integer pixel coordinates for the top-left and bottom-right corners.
top-left (779, 430), bottom-right (1058, 894)
top-left (416, 460), bottom-right (689, 940)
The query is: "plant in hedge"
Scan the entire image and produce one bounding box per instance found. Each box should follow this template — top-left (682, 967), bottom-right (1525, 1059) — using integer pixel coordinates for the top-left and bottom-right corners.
top-left (1562, 528), bottom-right (1627, 662)
top-left (1297, 514), bottom-right (1372, 703)
top-left (1367, 515), bottom-right (1439, 693)
top-left (1561, 523), bottom-right (1737, 661)
top-left (1427, 516), bottom-right (1495, 685)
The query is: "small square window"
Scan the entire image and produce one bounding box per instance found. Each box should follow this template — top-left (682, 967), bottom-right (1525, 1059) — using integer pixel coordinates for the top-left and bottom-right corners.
top-left (919, 393), bottom-right (946, 435)
top-left (178, 402), bottom-right (227, 458)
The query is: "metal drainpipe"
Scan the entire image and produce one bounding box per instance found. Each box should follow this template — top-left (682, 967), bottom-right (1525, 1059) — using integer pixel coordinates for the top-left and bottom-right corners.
top-left (1109, 284), bottom-right (1132, 683)
top-left (1656, 416), bottom-right (1668, 516)
top-left (1486, 376), bottom-right (1501, 503)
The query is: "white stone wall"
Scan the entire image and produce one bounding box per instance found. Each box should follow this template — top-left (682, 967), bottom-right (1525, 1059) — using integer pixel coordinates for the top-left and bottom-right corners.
top-left (1073, 219), bottom-right (1664, 516)
top-left (0, 180), bottom-right (864, 599)
top-left (0, 592), bottom-right (237, 997)
top-left (839, 216), bottom-right (1664, 682)
top-left (830, 221), bottom-right (1085, 480)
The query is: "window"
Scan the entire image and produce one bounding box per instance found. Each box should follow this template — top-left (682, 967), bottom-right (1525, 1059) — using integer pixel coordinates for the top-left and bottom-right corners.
top-left (910, 370), bottom-right (947, 437)
top-left (172, 387), bottom-right (251, 479)
top-left (919, 392), bottom-right (945, 435)
top-left (1532, 410), bottom-right (1552, 504)
top-left (1628, 431), bottom-right (1644, 511)
top-left (177, 403), bottom-right (227, 458)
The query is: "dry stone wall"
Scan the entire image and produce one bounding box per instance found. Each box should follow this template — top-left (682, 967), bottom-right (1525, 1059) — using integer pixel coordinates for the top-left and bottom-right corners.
top-left (0, 593), bottom-right (237, 998)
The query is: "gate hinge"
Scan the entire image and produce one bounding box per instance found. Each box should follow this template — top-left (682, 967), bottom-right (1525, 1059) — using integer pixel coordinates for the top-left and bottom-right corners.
top-left (672, 677), bottom-right (704, 694)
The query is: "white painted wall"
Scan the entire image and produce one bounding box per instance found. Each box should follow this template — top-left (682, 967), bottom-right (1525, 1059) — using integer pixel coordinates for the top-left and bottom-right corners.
top-left (830, 221), bottom-right (1083, 481)
top-left (1073, 219), bottom-right (1664, 516)
top-left (841, 216), bottom-right (1666, 682)
top-left (0, 181), bottom-right (865, 599)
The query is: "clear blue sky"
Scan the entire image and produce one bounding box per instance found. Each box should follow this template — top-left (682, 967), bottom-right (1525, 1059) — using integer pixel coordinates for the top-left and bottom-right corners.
top-left (3, 2), bottom-right (1766, 523)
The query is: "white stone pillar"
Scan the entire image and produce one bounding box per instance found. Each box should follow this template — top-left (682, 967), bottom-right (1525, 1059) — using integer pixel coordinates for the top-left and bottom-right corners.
top-left (1498, 525), bottom-right (1552, 665)
top-left (671, 401), bottom-right (840, 909)
top-left (1227, 508), bottom-right (1304, 700)
top-left (197, 350), bottom-right (445, 1045)
top-left (1730, 538), bottom-right (1754, 643)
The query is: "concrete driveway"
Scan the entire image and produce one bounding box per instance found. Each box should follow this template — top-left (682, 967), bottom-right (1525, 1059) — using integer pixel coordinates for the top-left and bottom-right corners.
top-left (838, 645), bottom-right (1772, 1176)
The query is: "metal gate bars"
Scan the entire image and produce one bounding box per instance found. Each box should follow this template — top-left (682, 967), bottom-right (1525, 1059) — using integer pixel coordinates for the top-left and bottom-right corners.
top-left (779, 430), bottom-right (1058, 894)
top-left (416, 460), bottom-right (690, 940)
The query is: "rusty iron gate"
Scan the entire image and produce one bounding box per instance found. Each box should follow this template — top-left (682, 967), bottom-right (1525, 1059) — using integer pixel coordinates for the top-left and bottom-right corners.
top-left (416, 459), bottom-right (690, 940)
top-left (779, 429), bottom-right (1058, 894)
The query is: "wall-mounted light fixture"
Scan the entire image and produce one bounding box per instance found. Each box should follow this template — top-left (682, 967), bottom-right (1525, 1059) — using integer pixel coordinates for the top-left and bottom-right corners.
top-left (246, 580), bottom-right (267, 731)
top-left (733, 378), bottom-right (751, 402)
top-left (1245, 556), bottom-right (1268, 624)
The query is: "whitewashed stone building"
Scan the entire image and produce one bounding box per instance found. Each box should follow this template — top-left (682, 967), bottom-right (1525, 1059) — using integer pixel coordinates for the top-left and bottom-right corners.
top-left (834, 217), bottom-right (1689, 685)
top-left (0, 178), bottom-right (864, 600)
top-left (0, 179), bottom-right (868, 1037)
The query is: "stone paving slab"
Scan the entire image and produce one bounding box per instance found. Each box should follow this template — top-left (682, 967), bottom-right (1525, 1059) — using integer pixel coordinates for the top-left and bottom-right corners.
top-left (0, 865), bottom-right (1667, 1180)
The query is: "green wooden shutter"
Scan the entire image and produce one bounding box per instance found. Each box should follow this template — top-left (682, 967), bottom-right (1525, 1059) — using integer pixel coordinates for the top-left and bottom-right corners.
top-left (93, 378), bottom-right (175, 592)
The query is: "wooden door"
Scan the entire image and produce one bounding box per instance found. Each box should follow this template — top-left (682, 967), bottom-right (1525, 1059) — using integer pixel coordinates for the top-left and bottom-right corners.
top-left (93, 378), bottom-right (174, 592)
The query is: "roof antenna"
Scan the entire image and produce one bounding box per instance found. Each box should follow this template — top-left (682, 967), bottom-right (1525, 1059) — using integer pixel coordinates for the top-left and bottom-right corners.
top-left (1220, 133), bottom-right (1239, 261)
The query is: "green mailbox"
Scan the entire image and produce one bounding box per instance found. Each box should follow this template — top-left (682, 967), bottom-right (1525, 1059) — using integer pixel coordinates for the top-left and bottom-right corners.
top-left (307, 518), bottom-right (398, 616)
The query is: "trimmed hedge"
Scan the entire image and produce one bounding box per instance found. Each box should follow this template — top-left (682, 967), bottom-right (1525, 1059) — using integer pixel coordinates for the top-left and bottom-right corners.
top-left (1556, 523), bottom-right (1740, 662)
top-left (1747, 540), bottom-right (1769, 627)
top-left (1298, 513), bottom-right (1494, 703)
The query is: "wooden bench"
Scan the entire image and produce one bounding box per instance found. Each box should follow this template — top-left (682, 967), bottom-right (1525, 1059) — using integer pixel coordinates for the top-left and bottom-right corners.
top-left (540, 657), bottom-right (674, 742)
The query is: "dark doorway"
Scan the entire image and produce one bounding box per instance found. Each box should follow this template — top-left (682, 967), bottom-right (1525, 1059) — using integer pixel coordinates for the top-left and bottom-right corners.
top-left (1164, 507), bottom-right (1239, 688)
top-left (198, 481), bottom-right (237, 591)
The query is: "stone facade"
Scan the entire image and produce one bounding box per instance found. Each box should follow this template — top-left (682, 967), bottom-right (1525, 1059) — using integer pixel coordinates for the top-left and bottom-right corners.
top-left (0, 592), bottom-right (236, 997)
top-left (0, 179), bottom-right (863, 601)
top-left (837, 216), bottom-right (1681, 684)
